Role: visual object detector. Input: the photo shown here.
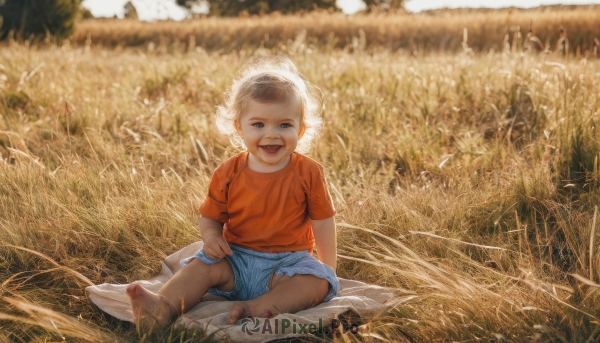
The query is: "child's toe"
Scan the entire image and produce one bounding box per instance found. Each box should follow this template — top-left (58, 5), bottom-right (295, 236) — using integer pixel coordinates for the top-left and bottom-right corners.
top-left (227, 302), bottom-right (250, 325)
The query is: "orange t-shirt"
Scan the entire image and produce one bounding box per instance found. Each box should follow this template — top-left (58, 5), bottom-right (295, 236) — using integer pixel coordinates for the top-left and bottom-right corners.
top-left (199, 152), bottom-right (336, 253)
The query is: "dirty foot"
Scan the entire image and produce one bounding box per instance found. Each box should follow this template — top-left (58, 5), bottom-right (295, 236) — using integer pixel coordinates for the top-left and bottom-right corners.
top-left (227, 301), bottom-right (274, 325)
top-left (126, 283), bottom-right (177, 330)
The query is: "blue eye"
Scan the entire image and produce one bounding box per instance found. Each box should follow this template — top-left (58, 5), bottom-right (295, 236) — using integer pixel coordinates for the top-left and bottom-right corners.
top-left (252, 123), bottom-right (264, 128)
top-left (281, 123), bottom-right (292, 128)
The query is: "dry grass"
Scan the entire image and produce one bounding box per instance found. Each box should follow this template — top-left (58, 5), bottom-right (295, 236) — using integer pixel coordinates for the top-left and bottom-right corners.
top-left (1, 35), bottom-right (600, 341)
top-left (70, 9), bottom-right (600, 55)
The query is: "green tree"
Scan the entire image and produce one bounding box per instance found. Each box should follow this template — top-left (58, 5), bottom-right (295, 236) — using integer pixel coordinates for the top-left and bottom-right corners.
top-left (0, 0), bottom-right (81, 41)
top-left (362, 0), bottom-right (404, 12)
top-left (79, 5), bottom-right (94, 20)
top-left (177, 0), bottom-right (338, 17)
top-left (124, 1), bottom-right (138, 20)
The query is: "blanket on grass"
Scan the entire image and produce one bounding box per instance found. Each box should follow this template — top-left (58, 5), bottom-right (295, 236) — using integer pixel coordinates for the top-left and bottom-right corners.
top-left (86, 241), bottom-right (396, 342)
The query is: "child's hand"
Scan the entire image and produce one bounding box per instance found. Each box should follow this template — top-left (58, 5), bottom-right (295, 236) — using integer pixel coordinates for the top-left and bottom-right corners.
top-left (203, 234), bottom-right (233, 259)
top-left (199, 216), bottom-right (233, 259)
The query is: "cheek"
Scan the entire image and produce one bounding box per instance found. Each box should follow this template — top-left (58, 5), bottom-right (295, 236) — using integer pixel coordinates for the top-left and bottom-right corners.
top-left (243, 131), bottom-right (260, 141)
top-left (287, 132), bottom-right (300, 142)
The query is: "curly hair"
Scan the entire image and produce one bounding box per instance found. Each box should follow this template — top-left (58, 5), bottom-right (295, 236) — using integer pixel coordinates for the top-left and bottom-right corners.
top-left (215, 57), bottom-right (323, 154)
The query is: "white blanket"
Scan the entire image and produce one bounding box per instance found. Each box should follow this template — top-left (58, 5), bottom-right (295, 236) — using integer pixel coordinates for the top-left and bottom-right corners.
top-left (86, 241), bottom-right (395, 342)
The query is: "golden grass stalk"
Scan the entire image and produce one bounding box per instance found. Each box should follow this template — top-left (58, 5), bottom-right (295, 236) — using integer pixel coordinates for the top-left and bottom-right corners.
top-left (591, 206), bottom-right (597, 281)
top-left (0, 297), bottom-right (114, 342)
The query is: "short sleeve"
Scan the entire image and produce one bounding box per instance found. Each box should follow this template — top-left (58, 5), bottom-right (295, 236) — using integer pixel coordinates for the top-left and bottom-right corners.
top-left (307, 164), bottom-right (336, 220)
top-left (199, 170), bottom-right (229, 223)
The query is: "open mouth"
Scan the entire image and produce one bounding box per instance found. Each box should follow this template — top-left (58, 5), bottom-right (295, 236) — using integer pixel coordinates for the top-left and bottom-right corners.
top-left (260, 145), bottom-right (282, 154)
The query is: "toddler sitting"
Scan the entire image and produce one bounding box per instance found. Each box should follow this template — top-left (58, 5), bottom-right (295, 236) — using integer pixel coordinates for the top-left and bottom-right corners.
top-left (126, 57), bottom-right (338, 327)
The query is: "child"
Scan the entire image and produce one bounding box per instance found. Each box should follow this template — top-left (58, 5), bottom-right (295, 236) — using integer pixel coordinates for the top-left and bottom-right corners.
top-left (126, 57), bottom-right (339, 327)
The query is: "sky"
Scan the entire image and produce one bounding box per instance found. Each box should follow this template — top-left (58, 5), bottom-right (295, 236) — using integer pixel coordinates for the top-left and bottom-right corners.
top-left (81, 0), bottom-right (600, 21)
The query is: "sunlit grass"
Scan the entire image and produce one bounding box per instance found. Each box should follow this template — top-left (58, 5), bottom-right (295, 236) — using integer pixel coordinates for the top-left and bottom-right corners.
top-left (1, 37), bottom-right (600, 341)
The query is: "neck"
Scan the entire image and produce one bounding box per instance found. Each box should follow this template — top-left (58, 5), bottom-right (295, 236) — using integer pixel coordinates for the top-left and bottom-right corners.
top-left (246, 153), bottom-right (291, 173)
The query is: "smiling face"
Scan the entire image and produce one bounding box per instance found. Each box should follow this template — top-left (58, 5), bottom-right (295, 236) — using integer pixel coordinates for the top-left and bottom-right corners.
top-left (235, 96), bottom-right (305, 173)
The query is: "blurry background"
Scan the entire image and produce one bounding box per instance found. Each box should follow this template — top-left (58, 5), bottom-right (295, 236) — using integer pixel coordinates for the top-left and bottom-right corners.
top-left (80, 0), bottom-right (600, 20)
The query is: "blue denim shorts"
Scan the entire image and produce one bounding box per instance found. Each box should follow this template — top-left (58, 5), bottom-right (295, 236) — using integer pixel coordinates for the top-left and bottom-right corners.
top-left (181, 244), bottom-right (339, 302)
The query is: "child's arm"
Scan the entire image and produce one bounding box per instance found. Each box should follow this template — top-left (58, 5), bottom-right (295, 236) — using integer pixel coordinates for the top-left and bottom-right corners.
top-left (200, 216), bottom-right (233, 259)
top-left (312, 216), bottom-right (337, 272)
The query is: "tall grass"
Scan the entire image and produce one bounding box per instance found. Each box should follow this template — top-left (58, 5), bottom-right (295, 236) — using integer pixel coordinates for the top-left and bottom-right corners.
top-left (1, 35), bottom-right (600, 341)
top-left (70, 9), bottom-right (600, 55)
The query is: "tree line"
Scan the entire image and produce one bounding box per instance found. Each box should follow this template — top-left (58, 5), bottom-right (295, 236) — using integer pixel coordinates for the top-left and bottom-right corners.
top-left (0, 0), bottom-right (404, 41)
top-left (178, 0), bottom-right (403, 16)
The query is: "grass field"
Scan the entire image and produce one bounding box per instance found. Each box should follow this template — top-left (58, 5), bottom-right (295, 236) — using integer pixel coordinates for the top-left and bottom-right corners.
top-left (2, 27), bottom-right (600, 341)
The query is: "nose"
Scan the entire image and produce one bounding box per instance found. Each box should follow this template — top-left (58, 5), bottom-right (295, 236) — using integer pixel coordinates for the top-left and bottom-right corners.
top-left (265, 125), bottom-right (280, 138)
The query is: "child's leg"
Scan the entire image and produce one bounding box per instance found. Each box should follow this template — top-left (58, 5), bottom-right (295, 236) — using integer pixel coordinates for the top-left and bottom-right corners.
top-left (226, 274), bottom-right (329, 324)
top-left (127, 258), bottom-right (234, 326)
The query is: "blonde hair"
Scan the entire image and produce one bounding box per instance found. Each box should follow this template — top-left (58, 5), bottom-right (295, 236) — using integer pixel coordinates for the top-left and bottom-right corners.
top-left (216, 57), bottom-right (323, 154)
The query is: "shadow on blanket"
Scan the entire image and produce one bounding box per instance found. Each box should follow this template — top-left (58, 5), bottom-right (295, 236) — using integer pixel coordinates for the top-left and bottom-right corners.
top-left (86, 241), bottom-right (396, 342)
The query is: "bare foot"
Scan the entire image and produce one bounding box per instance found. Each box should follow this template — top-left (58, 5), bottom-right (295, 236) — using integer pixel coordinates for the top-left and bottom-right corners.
top-left (126, 283), bottom-right (177, 329)
top-left (227, 301), bottom-right (274, 325)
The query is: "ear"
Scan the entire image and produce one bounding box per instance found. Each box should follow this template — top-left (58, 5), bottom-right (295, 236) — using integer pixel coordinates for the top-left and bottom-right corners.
top-left (234, 120), bottom-right (243, 137)
top-left (298, 125), bottom-right (306, 140)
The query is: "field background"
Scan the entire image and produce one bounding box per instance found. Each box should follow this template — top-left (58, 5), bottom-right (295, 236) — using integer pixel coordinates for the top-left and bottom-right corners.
top-left (72, 7), bottom-right (600, 54)
top-left (2, 6), bottom-right (600, 342)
